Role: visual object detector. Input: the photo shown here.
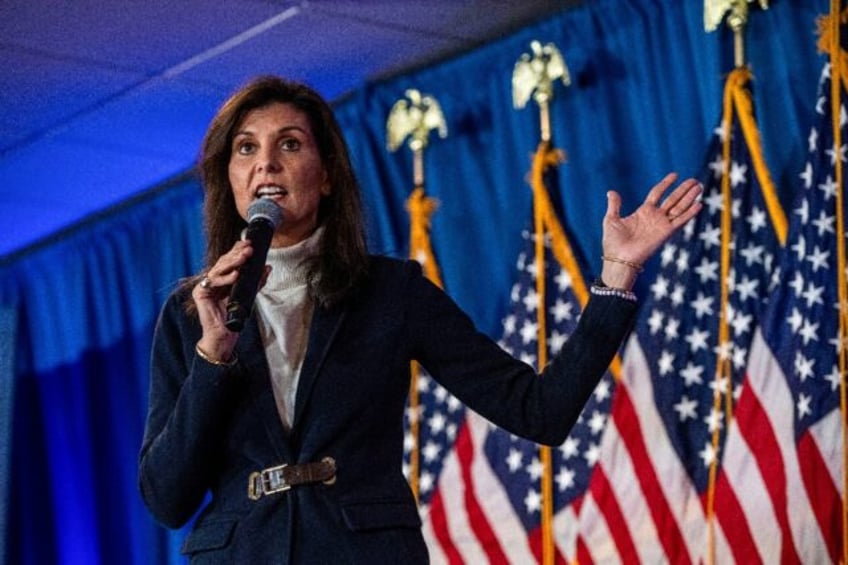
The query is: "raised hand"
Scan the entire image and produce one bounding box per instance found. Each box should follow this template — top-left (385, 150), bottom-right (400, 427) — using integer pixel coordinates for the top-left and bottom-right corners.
top-left (600, 173), bottom-right (703, 290)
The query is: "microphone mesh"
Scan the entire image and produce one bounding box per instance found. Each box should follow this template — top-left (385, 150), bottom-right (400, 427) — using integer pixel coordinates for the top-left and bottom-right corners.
top-left (247, 198), bottom-right (283, 228)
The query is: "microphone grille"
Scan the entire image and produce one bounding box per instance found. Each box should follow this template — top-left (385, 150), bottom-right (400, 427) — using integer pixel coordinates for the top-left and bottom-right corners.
top-left (247, 198), bottom-right (283, 229)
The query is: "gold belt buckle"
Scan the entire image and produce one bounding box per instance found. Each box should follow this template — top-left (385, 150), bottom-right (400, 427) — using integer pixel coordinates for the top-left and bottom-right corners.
top-left (248, 464), bottom-right (291, 500)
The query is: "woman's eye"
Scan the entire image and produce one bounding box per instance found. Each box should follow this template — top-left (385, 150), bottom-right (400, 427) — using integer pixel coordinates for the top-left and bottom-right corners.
top-left (281, 138), bottom-right (301, 151)
top-left (236, 141), bottom-right (256, 155)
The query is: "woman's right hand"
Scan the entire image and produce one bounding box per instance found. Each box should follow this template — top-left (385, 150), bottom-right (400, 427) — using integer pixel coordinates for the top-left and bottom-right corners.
top-left (191, 239), bottom-right (255, 364)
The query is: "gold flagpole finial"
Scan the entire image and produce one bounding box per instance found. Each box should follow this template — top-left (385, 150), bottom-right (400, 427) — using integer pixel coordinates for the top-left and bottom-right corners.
top-left (704, 0), bottom-right (769, 67)
top-left (512, 40), bottom-right (570, 142)
top-left (386, 89), bottom-right (448, 187)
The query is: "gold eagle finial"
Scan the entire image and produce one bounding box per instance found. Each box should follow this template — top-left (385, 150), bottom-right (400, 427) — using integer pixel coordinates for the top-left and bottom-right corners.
top-left (386, 89), bottom-right (447, 153)
top-left (512, 40), bottom-right (571, 110)
top-left (512, 40), bottom-right (570, 142)
top-left (705, 0), bottom-right (769, 32)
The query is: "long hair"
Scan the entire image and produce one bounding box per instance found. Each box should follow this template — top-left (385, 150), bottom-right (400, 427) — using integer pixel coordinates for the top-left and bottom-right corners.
top-left (194, 75), bottom-right (368, 307)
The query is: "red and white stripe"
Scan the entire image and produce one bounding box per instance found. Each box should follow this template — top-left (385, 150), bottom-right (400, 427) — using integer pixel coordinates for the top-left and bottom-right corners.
top-left (577, 337), bottom-right (712, 564)
top-left (422, 413), bottom-right (537, 564)
top-left (421, 328), bottom-right (843, 563)
top-left (719, 328), bottom-right (840, 563)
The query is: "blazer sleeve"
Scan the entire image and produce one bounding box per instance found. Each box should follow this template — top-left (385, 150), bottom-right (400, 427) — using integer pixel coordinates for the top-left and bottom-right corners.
top-left (403, 262), bottom-right (638, 446)
top-left (138, 291), bottom-right (247, 528)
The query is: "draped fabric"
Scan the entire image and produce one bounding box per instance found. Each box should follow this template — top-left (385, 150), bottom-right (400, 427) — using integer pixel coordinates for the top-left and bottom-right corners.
top-left (0, 1), bottom-right (826, 563)
top-left (1, 177), bottom-right (205, 565)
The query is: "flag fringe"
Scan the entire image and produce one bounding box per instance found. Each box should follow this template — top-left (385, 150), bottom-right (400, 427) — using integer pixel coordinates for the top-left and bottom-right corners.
top-left (530, 141), bottom-right (555, 565)
top-left (825, 1), bottom-right (848, 561)
top-left (405, 186), bottom-right (444, 504)
top-left (528, 141), bottom-right (625, 564)
top-left (818, 8), bottom-right (848, 95)
top-left (407, 187), bottom-right (444, 288)
top-left (726, 68), bottom-right (789, 245)
top-left (705, 64), bottom-right (788, 565)
top-left (530, 143), bottom-right (625, 381)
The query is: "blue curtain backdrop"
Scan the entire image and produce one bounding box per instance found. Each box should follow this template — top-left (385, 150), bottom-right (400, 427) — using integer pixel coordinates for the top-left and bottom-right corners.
top-left (0, 1), bottom-right (826, 563)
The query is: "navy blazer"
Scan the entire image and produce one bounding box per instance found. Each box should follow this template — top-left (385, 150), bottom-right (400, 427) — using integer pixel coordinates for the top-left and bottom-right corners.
top-left (139, 256), bottom-right (637, 563)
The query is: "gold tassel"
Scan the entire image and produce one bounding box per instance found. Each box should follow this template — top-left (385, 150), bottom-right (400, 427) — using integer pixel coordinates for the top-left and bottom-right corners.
top-left (825, 2), bottom-right (848, 561)
top-left (405, 186), bottom-right (444, 504)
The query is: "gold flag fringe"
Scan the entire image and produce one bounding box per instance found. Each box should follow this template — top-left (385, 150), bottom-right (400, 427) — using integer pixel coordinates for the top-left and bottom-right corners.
top-left (529, 142), bottom-right (623, 379)
top-left (405, 187), bottom-right (444, 504)
top-left (699, 65), bottom-right (789, 564)
top-left (528, 141), bottom-right (623, 565)
top-left (818, 7), bottom-right (848, 95)
top-left (822, 2), bottom-right (848, 561)
top-left (407, 187), bottom-right (444, 288)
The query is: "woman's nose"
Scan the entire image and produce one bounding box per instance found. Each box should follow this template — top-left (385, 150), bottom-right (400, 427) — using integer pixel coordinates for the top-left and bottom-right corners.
top-left (258, 147), bottom-right (282, 172)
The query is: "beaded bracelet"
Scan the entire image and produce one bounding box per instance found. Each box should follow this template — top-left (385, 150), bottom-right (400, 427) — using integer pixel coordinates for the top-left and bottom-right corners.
top-left (591, 279), bottom-right (638, 303)
top-left (601, 255), bottom-right (644, 273)
top-left (195, 343), bottom-right (238, 367)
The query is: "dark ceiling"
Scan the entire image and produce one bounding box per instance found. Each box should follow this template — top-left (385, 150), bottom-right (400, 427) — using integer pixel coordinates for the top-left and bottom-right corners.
top-left (0, 0), bottom-right (579, 259)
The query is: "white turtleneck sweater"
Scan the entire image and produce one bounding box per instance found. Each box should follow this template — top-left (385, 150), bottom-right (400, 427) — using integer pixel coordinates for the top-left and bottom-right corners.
top-left (255, 227), bottom-right (322, 432)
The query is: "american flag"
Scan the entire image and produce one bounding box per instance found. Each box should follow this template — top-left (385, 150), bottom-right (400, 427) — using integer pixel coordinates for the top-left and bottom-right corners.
top-left (402, 186), bottom-right (494, 560)
top-left (414, 186), bottom-right (616, 561)
top-left (484, 230), bottom-right (616, 563)
top-left (717, 60), bottom-right (846, 563)
top-left (402, 187), bottom-right (456, 506)
top-left (574, 67), bottom-right (784, 563)
top-left (421, 227), bottom-right (613, 563)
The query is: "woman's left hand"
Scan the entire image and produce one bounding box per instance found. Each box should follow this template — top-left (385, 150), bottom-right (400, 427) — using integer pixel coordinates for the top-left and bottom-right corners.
top-left (601, 172), bottom-right (703, 289)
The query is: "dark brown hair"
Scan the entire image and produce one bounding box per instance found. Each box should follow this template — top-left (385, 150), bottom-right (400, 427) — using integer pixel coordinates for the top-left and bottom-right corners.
top-left (193, 75), bottom-right (368, 307)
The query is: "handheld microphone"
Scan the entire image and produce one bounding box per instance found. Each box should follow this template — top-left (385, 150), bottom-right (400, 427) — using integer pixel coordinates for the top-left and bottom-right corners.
top-left (225, 198), bottom-right (284, 332)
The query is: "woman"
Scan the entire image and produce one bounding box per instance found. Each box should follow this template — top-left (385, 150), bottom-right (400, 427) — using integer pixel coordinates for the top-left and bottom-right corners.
top-left (138, 76), bottom-right (702, 563)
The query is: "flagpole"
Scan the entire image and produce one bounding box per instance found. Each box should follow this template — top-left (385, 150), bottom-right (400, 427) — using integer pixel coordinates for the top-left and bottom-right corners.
top-left (704, 3), bottom-right (772, 563)
top-left (705, 9), bottom-right (744, 565)
top-left (387, 89), bottom-right (447, 503)
top-left (513, 40), bottom-right (570, 565)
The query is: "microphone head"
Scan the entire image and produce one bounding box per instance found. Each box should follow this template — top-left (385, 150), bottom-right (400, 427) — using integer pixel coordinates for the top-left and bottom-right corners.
top-left (247, 198), bottom-right (283, 229)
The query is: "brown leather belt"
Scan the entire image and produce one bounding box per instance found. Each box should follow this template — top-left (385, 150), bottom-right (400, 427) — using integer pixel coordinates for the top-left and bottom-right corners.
top-left (248, 456), bottom-right (336, 500)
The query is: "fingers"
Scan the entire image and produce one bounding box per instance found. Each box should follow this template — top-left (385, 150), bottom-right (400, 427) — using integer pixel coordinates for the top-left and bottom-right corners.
top-left (641, 172), bottom-right (703, 225)
top-left (663, 179), bottom-right (703, 221)
top-left (193, 240), bottom-right (253, 298)
top-left (669, 191), bottom-right (703, 224)
top-left (644, 172), bottom-right (679, 206)
top-left (661, 177), bottom-right (701, 209)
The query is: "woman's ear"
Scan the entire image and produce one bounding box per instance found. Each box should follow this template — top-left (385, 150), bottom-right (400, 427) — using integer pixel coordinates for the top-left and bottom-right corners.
top-left (320, 169), bottom-right (331, 196)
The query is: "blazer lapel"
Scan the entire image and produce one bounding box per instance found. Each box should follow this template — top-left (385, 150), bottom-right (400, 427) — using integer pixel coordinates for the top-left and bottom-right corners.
top-left (292, 301), bottom-right (347, 430)
top-left (237, 316), bottom-right (295, 463)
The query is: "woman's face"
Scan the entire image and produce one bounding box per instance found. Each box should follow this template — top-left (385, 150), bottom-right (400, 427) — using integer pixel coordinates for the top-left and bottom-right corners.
top-left (228, 102), bottom-right (330, 247)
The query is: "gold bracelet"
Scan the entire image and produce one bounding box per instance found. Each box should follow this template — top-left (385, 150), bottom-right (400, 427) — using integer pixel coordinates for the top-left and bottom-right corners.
top-left (601, 255), bottom-right (644, 273)
top-left (195, 343), bottom-right (237, 367)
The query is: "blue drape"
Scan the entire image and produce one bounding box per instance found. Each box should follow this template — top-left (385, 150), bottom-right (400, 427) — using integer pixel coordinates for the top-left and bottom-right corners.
top-left (0, 1), bottom-right (826, 563)
top-left (1, 176), bottom-right (204, 565)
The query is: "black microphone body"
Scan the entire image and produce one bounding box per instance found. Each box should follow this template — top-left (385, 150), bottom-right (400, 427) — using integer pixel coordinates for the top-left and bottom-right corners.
top-left (225, 199), bottom-right (283, 332)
